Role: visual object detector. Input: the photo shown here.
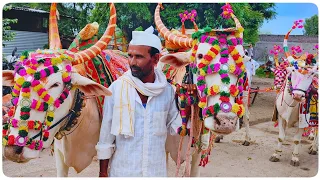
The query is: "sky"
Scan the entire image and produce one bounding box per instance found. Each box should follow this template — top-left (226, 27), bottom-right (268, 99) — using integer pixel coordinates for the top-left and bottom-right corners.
top-left (259, 3), bottom-right (318, 35)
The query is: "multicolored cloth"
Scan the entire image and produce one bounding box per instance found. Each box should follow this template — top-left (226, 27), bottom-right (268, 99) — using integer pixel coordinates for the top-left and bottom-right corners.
top-left (68, 34), bottom-right (128, 115)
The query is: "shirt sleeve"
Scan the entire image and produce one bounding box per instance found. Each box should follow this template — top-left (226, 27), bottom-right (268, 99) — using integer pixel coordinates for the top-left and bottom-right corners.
top-left (166, 86), bottom-right (182, 135)
top-left (95, 83), bottom-right (116, 160)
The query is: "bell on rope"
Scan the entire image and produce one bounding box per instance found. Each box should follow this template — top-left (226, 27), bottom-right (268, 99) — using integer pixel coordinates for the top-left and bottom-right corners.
top-left (55, 132), bottom-right (63, 140)
top-left (66, 126), bottom-right (71, 131)
top-left (72, 118), bottom-right (78, 125)
top-left (70, 123), bottom-right (75, 128)
top-left (82, 100), bottom-right (86, 108)
top-left (76, 111), bottom-right (81, 117)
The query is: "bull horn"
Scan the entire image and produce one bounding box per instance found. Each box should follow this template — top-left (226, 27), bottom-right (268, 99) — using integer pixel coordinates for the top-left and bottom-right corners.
top-left (49, 3), bottom-right (62, 49)
top-left (154, 4), bottom-right (193, 48)
top-left (230, 13), bottom-right (243, 38)
top-left (72, 3), bottom-right (116, 65)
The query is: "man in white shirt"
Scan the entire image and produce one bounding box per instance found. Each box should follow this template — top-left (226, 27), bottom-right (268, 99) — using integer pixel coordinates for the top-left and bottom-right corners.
top-left (95, 26), bottom-right (184, 177)
top-left (244, 51), bottom-right (260, 87)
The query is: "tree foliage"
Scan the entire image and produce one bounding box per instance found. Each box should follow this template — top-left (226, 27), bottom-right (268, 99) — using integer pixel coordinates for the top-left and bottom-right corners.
top-left (304, 14), bottom-right (318, 36)
top-left (6, 3), bottom-right (276, 45)
top-left (3, 5), bottom-right (18, 47)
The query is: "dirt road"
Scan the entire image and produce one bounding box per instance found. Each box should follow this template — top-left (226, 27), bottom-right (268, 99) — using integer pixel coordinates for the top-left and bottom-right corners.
top-left (2, 77), bottom-right (318, 177)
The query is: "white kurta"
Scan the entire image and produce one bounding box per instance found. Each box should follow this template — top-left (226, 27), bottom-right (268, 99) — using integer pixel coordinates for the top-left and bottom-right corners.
top-left (96, 79), bottom-right (182, 177)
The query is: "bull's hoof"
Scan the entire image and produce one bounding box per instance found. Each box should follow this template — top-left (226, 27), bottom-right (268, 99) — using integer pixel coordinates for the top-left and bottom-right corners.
top-left (308, 149), bottom-right (318, 155)
top-left (290, 160), bottom-right (300, 166)
top-left (215, 135), bottom-right (223, 143)
top-left (269, 156), bottom-right (279, 162)
top-left (242, 141), bottom-right (250, 146)
top-left (308, 136), bottom-right (315, 141)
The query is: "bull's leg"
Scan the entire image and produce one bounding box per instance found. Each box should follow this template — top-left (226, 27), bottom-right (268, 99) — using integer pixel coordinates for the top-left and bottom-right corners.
top-left (242, 91), bottom-right (251, 146)
top-left (290, 128), bottom-right (304, 166)
top-left (54, 144), bottom-right (69, 177)
top-left (190, 152), bottom-right (201, 177)
top-left (308, 129), bottom-right (318, 155)
top-left (242, 111), bottom-right (251, 146)
top-left (269, 118), bottom-right (285, 162)
top-left (166, 152), bottom-right (169, 175)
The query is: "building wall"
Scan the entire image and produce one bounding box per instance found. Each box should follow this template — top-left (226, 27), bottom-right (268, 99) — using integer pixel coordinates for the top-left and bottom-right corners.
top-left (252, 34), bottom-right (318, 63)
top-left (2, 30), bottom-right (48, 57)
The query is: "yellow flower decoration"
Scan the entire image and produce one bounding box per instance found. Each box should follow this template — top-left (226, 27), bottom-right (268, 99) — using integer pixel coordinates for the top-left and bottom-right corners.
top-left (19, 125), bottom-right (28, 132)
top-left (47, 111), bottom-right (54, 117)
top-left (213, 85), bottom-right (220, 93)
top-left (229, 64), bottom-right (236, 73)
top-left (200, 69), bottom-right (206, 76)
top-left (26, 68), bottom-right (36, 74)
top-left (47, 97), bottom-right (54, 105)
top-left (232, 104), bottom-right (240, 114)
top-left (16, 77), bottom-right (25, 86)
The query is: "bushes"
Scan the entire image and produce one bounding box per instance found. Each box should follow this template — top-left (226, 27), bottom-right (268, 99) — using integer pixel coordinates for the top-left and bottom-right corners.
top-left (255, 67), bottom-right (274, 78)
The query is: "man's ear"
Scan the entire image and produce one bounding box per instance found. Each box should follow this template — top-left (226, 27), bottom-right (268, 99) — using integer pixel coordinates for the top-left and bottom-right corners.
top-left (152, 53), bottom-right (160, 65)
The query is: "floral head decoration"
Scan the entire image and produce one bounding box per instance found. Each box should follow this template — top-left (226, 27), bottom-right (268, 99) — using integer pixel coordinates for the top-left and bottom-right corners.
top-left (3, 49), bottom-right (74, 150)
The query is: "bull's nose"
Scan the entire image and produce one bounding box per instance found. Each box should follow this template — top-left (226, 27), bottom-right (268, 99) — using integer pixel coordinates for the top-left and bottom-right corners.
top-left (4, 146), bottom-right (28, 163)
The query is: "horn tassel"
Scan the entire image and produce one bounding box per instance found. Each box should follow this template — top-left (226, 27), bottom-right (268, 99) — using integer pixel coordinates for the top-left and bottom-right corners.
top-left (72, 3), bottom-right (117, 65)
top-left (154, 4), bottom-right (192, 48)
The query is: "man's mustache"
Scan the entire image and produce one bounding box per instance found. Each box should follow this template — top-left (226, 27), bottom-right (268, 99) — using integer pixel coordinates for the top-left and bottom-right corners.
top-left (130, 66), bottom-right (142, 71)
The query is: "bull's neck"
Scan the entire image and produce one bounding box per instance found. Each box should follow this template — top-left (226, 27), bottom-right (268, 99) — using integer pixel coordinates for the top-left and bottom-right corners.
top-left (282, 79), bottom-right (299, 107)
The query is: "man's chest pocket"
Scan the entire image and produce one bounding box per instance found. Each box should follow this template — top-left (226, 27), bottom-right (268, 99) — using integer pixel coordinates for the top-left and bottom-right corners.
top-left (152, 111), bottom-right (168, 136)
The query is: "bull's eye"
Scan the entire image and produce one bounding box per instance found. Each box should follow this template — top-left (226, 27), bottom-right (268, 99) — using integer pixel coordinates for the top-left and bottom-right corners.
top-left (292, 69), bottom-right (295, 72)
top-left (49, 83), bottom-right (60, 89)
top-left (197, 54), bottom-right (203, 59)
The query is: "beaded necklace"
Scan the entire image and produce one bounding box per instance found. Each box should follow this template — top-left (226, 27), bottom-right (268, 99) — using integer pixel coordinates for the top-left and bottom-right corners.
top-left (3, 50), bottom-right (74, 150)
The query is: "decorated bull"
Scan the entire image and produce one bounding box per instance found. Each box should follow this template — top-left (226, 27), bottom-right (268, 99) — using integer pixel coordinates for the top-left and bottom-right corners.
top-left (270, 20), bottom-right (318, 166)
top-left (2, 3), bottom-right (117, 177)
top-left (155, 3), bottom-right (252, 176)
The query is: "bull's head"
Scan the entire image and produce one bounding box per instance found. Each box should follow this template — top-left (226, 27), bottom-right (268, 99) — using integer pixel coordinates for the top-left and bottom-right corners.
top-left (2, 3), bottom-right (116, 162)
top-left (155, 3), bottom-right (250, 134)
top-left (283, 20), bottom-right (318, 101)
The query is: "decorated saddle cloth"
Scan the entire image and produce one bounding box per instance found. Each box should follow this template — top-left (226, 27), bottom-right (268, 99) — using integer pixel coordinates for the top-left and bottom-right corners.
top-left (68, 35), bottom-right (129, 115)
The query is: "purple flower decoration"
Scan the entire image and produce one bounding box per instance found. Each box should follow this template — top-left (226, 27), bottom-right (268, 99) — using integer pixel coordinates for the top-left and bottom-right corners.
top-left (190, 10), bottom-right (197, 22)
top-left (220, 3), bottom-right (234, 19)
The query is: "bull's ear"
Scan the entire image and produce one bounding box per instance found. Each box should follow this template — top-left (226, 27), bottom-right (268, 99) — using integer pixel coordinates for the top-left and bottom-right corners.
top-left (71, 73), bottom-right (112, 96)
top-left (2, 70), bottom-right (15, 86)
top-left (159, 51), bottom-right (191, 68)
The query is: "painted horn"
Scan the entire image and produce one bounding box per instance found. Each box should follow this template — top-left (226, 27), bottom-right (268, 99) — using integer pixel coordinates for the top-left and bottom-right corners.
top-left (49, 3), bottom-right (62, 49)
top-left (283, 28), bottom-right (297, 65)
top-left (230, 13), bottom-right (243, 38)
top-left (154, 3), bottom-right (193, 48)
top-left (72, 3), bottom-right (116, 65)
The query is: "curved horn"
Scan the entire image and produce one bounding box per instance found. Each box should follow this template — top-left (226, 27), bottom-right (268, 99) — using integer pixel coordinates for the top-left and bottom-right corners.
top-left (154, 3), bottom-right (193, 48)
top-left (72, 3), bottom-right (116, 65)
top-left (49, 3), bottom-right (62, 49)
top-left (230, 13), bottom-right (243, 38)
top-left (283, 28), bottom-right (297, 65)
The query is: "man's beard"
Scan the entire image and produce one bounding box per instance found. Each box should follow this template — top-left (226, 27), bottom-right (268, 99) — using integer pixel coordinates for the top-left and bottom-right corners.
top-left (130, 65), bottom-right (152, 79)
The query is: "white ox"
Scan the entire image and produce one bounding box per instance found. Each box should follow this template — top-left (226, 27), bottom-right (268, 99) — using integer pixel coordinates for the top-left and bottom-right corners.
top-left (2, 3), bottom-right (117, 177)
top-left (270, 65), bottom-right (318, 166)
top-left (269, 24), bottom-right (318, 165)
top-left (154, 3), bottom-right (252, 177)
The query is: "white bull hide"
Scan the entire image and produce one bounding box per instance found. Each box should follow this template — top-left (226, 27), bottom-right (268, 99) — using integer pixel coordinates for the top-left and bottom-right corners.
top-left (270, 66), bottom-right (318, 166)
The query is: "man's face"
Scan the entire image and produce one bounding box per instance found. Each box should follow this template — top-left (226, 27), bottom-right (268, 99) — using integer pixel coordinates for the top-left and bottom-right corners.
top-left (128, 45), bottom-right (158, 79)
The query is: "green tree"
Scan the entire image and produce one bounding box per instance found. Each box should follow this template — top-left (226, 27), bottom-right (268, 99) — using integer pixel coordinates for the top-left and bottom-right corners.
top-left (304, 14), bottom-right (318, 36)
top-left (2, 5), bottom-right (18, 47)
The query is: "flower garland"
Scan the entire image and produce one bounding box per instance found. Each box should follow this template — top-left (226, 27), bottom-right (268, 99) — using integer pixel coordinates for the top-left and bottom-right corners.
top-left (2, 50), bottom-right (74, 150)
top-left (220, 3), bottom-right (233, 19)
top-left (270, 45), bottom-right (283, 56)
top-left (168, 79), bottom-right (199, 136)
top-left (179, 10), bottom-right (197, 23)
top-left (190, 27), bottom-right (245, 119)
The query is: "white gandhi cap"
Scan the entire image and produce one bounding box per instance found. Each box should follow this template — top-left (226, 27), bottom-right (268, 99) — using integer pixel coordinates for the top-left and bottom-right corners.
top-left (129, 26), bottom-right (162, 52)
